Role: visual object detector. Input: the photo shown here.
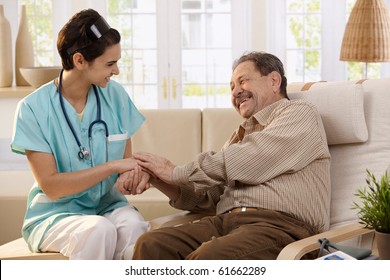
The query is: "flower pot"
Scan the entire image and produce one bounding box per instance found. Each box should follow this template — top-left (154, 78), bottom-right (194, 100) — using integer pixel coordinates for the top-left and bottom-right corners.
top-left (375, 231), bottom-right (390, 260)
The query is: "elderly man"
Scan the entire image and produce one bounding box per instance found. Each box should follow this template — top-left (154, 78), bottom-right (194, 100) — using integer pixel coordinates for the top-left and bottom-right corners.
top-left (131, 51), bottom-right (330, 260)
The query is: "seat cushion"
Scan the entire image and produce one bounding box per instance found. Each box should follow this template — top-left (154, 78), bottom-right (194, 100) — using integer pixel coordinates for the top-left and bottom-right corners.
top-left (0, 238), bottom-right (68, 260)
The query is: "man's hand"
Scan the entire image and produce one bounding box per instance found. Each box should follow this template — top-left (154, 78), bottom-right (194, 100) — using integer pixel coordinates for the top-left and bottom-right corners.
top-left (133, 152), bottom-right (176, 185)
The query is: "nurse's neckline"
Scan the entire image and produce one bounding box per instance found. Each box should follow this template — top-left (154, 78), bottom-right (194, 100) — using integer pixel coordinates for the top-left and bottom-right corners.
top-left (55, 77), bottom-right (90, 114)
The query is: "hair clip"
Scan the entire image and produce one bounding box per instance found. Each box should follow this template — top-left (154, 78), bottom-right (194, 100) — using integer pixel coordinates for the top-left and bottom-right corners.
top-left (66, 16), bottom-right (111, 55)
top-left (89, 17), bottom-right (111, 39)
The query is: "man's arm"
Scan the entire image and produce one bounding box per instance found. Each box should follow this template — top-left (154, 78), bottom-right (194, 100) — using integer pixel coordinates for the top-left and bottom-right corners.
top-left (149, 177), bottom-right (181, 201)
top-left (173, 101), bottom-right (327, 187)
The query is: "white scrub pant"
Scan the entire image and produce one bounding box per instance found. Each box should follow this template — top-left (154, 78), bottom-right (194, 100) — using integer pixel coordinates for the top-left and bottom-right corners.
top-left (39, 205), bottom-right (150, 260)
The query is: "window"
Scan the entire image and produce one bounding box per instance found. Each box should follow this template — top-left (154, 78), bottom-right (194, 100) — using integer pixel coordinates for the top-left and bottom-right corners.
top-left (106, 0), bottom-right (158, 108)
top-left (271, 0), bottom-right (390, 82)
top-left (6, 0), bottom-right (390, 98)
top-left (285, 0), bottom-right (321, 82)
top-left (20, 0), bottom-right (54, 66)
top-left (15, 0), bottom-right (249, 109)
top-left (180, 0), bottom-right (233, 109)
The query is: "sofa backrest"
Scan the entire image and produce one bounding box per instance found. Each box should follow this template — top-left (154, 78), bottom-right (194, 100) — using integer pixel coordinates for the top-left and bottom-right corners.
top-left (201, 108), bottom-right (243, 151)
top-left (132, 109), bottom-right (202, 165)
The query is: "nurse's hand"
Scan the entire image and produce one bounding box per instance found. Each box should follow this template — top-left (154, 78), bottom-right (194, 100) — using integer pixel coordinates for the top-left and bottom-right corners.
top-left (115, 166), bottom-right (151, 195)
top-left (114, 157), bottom-right (139, 174)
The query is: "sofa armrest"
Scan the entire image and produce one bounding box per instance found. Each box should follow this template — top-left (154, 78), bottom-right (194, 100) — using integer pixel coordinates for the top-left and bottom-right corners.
top-left (150, 211), bottom-right (210, 229)
top-left (276, 223), bottom-right (374, 260)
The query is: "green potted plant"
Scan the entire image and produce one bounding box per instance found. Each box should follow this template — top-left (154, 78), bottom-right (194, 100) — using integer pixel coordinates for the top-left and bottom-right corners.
top-left (353, 169), bottom-right (390, 260)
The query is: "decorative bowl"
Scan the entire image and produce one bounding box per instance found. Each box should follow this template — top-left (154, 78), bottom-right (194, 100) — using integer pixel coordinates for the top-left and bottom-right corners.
top-left (19, 66), bottom-right (62, 88)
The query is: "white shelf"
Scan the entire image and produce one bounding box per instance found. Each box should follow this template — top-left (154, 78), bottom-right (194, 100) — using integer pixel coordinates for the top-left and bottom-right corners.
top-left (0, 86), bottom-right (34, 98)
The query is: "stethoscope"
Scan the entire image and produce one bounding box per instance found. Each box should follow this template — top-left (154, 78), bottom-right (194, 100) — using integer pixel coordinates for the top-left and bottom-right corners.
top-left (58, 69), bottom-right (109, 163)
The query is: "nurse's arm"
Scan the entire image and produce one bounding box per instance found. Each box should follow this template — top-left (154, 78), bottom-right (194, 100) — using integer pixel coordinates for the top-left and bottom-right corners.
top-left (25, 150), bottom-right (137, 200)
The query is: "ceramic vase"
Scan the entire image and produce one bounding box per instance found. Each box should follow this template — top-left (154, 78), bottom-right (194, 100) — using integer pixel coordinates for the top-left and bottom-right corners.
top-left (375, 231), bottom-right (390, 260)
top-left (0, 5), bottom-right (13, 87)
top-left (15, 5), bottom-right (34, 86)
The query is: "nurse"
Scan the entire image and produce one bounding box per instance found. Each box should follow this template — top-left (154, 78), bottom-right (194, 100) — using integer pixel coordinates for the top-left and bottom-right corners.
top-left (11, 9), bottom-right (150, 260)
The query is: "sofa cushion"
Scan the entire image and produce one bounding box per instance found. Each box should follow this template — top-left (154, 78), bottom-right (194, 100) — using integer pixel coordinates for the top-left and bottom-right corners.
top-left (0, 238), bottom-right (68, 260)
top-left (288, 83), bottom-right (368, 145)
top-left (202, 108), bottom-right (243, 152)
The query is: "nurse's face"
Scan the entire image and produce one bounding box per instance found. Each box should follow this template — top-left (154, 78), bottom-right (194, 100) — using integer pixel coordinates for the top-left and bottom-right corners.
top-left (86, 43), bottom-right (121, 88)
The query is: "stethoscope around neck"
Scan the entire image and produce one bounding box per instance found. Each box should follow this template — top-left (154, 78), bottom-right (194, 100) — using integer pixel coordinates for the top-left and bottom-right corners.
top-left (58, 69), bottom-right (109, 163)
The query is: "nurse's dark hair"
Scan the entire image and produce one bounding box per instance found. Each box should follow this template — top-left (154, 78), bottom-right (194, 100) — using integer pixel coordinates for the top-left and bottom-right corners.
top-left (57, 9), bottom-right (120, 70)
top-left (232, 51), bottom-right (288, 98)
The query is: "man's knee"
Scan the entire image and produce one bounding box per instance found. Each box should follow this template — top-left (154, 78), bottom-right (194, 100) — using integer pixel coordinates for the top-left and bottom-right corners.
top-left (133, 229), bottom-right (194, 260)
top-left (132, 231), bottom-right (163, 259)
top-left (186, 237), bottom-right (220, 260)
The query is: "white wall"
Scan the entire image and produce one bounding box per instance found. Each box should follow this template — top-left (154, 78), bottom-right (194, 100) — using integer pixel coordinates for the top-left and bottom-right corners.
top-left (0, 92), bottom-right (33, 196)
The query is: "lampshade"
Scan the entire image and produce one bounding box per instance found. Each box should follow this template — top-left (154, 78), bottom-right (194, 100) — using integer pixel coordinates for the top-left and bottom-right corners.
top-left (340, 0), bottom-right (390, 62)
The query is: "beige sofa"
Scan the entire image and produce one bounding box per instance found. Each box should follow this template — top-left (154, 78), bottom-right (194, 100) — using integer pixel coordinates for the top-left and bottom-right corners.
top-left (1, 78), bottom-right (390, 259)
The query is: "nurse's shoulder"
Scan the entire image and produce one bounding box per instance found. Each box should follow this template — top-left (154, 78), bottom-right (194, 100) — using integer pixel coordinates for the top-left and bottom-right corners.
top-left (21, 81), bottom-right (58, 107)
top-left (99, 79), bottom-right (131, 104)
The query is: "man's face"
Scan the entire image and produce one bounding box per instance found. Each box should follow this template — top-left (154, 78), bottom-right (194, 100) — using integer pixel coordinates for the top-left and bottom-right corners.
top-left (230, 61), bottom-right (282, 119)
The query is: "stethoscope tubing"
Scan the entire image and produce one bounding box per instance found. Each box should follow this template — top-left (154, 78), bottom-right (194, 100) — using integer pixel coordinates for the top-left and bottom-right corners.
top-left (58, 69), bottom-right (109, 161)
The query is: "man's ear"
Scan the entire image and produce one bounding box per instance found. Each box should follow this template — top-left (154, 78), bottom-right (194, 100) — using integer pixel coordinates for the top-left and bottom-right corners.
top-left (270, 71), bottom-right (282, 93)
top-left (72, 52), bottom-right (86, 70)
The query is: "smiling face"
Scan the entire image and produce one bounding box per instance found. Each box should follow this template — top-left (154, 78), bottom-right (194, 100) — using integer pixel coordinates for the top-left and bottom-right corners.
top-left (230, 60), bottom-right (284, 119)
top-left (85, 43), bottom-right (121, 88)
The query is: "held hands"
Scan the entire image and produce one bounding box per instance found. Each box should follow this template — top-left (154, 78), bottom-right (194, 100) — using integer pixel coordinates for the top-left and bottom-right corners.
top-left (133, 152), bottom-right (176, 185)
top-left (116, 166), bottom-right (151, 195)
top-left (114, 157), bottom-right (150, 195)
top-left (114, 153), bottom-right (176, 195)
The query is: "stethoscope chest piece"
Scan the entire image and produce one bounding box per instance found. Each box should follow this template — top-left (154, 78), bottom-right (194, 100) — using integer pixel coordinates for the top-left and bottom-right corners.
top-left (58, 69), bottom-right (109, 163)
top-left (78, 147), bottom-right (90, 160)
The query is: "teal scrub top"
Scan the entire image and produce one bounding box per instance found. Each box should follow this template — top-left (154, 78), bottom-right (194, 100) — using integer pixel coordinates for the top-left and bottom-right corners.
top-left (11, 80), bottom-right (145, 252)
